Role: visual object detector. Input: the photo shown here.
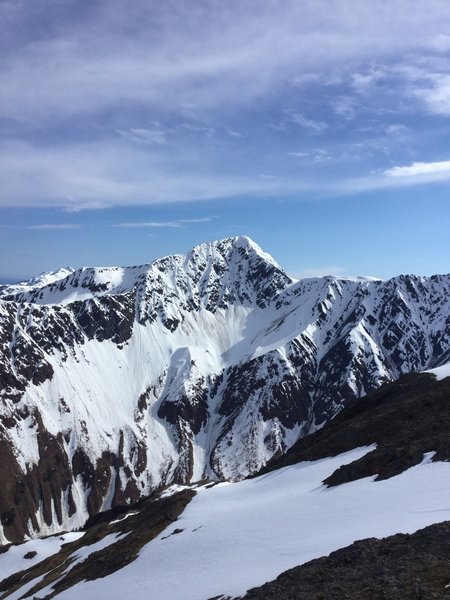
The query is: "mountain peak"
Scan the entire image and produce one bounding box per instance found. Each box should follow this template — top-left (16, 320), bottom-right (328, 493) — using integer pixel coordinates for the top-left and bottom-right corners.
top-left (0, 236), bottom-right (288, 307)
top-left (186, 235), bottom-right (281, 269)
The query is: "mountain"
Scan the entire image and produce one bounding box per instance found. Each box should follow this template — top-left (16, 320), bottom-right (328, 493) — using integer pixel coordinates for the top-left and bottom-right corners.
top-left (0, 236), bottom-right (449, 544)
top-left (0, 268), bottom-right (74, 298)
top-left (1, 371), bottom-right (450, 599)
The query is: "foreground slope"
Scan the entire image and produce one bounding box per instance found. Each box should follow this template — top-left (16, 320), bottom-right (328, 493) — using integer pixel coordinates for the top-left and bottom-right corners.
top-left (240, 522), bottom-right (450, 600)
top-left (1, 372), bottom-right (450, 599)
top-left (0, 236), bottom-right (449, 542)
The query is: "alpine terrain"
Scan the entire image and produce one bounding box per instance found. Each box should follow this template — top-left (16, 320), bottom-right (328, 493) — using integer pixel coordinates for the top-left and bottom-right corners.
top-left (1, 369), bottom-right (450, 599)
top-left (0, 235), bottom-right (449, 549)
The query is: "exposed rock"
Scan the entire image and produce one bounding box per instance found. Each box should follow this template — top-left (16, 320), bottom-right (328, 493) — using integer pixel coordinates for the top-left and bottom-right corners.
top-left (257, 372), bottom-right (450, 486)
top-left (240, 521), bottom-right (450, 600)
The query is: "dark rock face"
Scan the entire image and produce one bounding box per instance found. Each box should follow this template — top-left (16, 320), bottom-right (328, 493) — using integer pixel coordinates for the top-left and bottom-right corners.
top-left (257, 372), bottom-right (450, 487)
top-left (0, 236), bottom-right (449, 543)
top-left (240, 521), bottom-right (450, 600)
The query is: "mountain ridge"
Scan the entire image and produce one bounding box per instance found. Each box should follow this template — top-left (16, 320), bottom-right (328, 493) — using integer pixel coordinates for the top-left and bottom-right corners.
top-left (0, 236), bottom-right (449, 544)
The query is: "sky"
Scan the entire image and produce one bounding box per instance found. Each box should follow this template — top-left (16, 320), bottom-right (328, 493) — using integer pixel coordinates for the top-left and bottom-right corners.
top-left (1, 0), bottom-right (450, 281)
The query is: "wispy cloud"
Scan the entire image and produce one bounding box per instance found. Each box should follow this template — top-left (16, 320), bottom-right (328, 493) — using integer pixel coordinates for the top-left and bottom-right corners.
top-left (429, 34), bottom-right (450, 52)
top-left (288, 149), bottom-right (332, 162)
top-left (226, 129), bottom-right (242, 138)
top-left (334, 158), bottom-right (450, 194)
top-left (292, 266), bottom-right (346, 279)
top-left (332, 96), bottom-right (357, 119)
top-left (26, 223), bottom-right (82, 230)
top-left (2, 2), bottom-right (450, 211)
top-left (383, 124), bottom-right (409, 136)
top-left (290, 113), bottom-right (328, 133)
top-left (351, 67), bottom-right (386, 95)
top-left (181, 124), bottom-right (216, 137)
top-left (0, 223), bottom-right (82, 230)
top-left (415, 74), bottom-right (450, 115)
top-left (4, 2), bottom-right (448, 123)
top-left (384, 160), bottom-right (450, 177)
top-left (0, 139), bottom-right (320, 210)
top-left (117, 127), bottom-right (172, 145)
top-left (114, 217), bottom-right (214, 228)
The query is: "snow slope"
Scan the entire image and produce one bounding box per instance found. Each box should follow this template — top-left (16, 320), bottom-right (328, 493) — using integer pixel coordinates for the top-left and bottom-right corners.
top-left (0, 532), bottom-right (83, 583)
top-left (426, 361), bottom-right (450, 380)
top-left (0, 236), bottom-right (449, 543)
top-left (36, 448), bottom-right (450, 600)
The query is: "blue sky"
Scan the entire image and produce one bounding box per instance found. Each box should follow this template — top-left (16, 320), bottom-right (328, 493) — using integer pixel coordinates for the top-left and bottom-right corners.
top-left (1, 0), bottom-right (450, 281)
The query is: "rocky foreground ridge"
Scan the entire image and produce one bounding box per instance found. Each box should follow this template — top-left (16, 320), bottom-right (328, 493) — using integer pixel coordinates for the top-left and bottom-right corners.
top-left (0, 236), bottom-right (449, 543)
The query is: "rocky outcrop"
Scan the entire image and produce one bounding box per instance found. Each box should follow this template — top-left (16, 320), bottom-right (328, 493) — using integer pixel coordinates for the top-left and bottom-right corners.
top-left (256, 372), bottom-right (450, 484)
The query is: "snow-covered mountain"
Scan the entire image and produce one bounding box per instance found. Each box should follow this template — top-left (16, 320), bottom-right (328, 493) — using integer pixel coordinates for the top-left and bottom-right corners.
top-left (0, 268), bottom-right (74, 298)
top-left (2, 370), bottom-right (450, 599)
top-left (0, 235), bottom-right (449, 544)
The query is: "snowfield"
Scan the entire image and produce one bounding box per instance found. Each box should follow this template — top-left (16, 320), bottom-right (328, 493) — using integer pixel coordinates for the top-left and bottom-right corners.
top-left (46, 446), bottom-right (450, 600)
top-left (0, 532), bottom-right (83, 583)
top-left (426, 361), bottom-right (450, 381)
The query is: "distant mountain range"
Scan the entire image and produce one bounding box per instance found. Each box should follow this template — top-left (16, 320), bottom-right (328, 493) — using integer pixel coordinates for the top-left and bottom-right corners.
top-left (1, 235), bottom-right (449, 544)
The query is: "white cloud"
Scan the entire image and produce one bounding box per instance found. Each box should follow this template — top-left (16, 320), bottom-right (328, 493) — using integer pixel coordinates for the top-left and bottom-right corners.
top-left (312, 149), bottom-right (332, 162)
top-left (333, 159), bottom-right (450, 195)
top-left (384, 160), bottom-right (450, 177)
top-left (1, 223), bottom-right (82, 230)
top-left (115, 218), bottom-right (214, 228)
top-left (226, 129), bottom-right (242, 138)
top-left (291, 113), bottom-right (328, 133)
top-left (26, 224), bottom-right (82, 230)
top-left (288, 149), bottom-right (333, 162)
top-left (351, 67), bottom-right (386, 94)
top-left (292, 266), bottom-right (346, 279)
top-left (332, 96), bottom-right (357, 119)
top-left (116, 221), bottom-right (183, 228)
top-left (117, 128), bottom-right (171, 145)
top-left (415, 74), bottom-right (450, 115)
top-left (0, 139), bottom-right (311, 210)
top-left (384, 124), bottom-right (409, 135)
top-left (428, 34), bottom-right (450, 52)
top-left (180, 124), bottom-right (216, 136)
top-left (3, 2), bottom-right (450, 210)
top-left (3, 2), bottom-right (450, 123)
top-left (291, 73), bottom-right (322, 86)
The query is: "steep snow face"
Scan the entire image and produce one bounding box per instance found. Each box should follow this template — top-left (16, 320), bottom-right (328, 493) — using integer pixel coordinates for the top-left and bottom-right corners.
top-left (0, 236), bottom-right (449, 543)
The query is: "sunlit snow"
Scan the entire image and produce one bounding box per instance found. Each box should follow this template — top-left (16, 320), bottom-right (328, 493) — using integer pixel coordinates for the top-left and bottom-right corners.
top-left (55, 446), bottom-right (450, 600)
top-left (426, 361), bottom-right (450, 381)
top-left (0, 532), bottom-right (83, 582)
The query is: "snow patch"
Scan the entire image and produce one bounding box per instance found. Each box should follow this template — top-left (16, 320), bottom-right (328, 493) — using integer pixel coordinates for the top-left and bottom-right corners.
top-left (425, 362), bottom-right (450, 381)
top-left (0, 532), bottom-right (84, 583)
